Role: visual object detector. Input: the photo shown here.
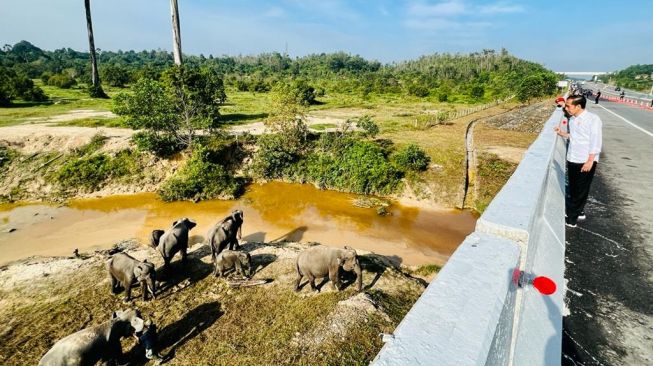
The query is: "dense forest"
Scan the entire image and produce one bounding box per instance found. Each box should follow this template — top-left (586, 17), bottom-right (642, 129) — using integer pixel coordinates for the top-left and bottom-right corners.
top-left (0, 40), bottom-right (558, 106)
top-left (609, 64), bottom-right (653, 92)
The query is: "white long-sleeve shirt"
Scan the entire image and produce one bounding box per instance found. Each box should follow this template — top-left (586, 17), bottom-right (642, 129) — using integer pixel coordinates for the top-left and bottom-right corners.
top-left (567, 110), bottom-right (603, 163)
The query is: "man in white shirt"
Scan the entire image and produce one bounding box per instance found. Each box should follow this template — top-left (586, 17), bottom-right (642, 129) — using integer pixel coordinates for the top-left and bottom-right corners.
top-left (554, 95), bottom-right (603, 227)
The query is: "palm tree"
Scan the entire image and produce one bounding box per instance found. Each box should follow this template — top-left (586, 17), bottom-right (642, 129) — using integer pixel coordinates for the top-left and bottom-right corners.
top-left (84, 0), bottom-right (107, 98)
top-left (170, 0), bottom-right (182, 65)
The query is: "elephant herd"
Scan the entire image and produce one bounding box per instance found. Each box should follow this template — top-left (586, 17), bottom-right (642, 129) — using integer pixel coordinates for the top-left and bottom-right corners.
top-left (38, 210), bottom-right (363, 365)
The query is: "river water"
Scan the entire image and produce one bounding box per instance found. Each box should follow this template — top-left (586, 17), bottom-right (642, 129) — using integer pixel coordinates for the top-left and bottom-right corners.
top-left (0, 182), bottom-right (476, 267)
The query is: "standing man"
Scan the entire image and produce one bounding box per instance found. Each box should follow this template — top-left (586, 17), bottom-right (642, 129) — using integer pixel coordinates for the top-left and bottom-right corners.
top-left (620, 91), bottom-right (625, 101)
top-left (554, 95), bottom-right (603, 227)
top-left (595, 90), bottom-right (601, 104)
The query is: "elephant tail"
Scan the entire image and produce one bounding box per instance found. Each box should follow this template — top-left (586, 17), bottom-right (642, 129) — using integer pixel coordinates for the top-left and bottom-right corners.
top-left (150, 230), bottom-right (165, 248)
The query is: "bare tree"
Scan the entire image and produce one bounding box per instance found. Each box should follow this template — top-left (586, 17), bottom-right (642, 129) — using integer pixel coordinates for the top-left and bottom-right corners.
top-left (170, 0), bottom-right (182, 65)
top-left (84, 0), bottom-right (106, 98)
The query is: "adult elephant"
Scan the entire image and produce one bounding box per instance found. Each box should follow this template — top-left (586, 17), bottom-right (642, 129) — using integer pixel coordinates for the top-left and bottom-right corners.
top-left (106, 252), bottom-right (157, 302)
top-left (38, 309), bottom-right (144, 366)
top-left (151, 218), bottom-right (196, 270)
top-left (295, 245), bottom-right (363, 292)
top-left (207, 210), bottom-right (244, 261)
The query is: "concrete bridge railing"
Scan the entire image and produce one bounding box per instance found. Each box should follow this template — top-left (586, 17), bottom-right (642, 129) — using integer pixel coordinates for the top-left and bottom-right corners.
top-left (372, 108), bottom-right (566, 366)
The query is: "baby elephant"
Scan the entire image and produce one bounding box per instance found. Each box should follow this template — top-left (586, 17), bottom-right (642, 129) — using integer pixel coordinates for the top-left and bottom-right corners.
top-left (107, 252), bottom-right (157, 302)
top-left (214, 250), bottom-right (251, 278)
top-left (295, 245), bottom-right (362, 292)
top-left (39, 309), bottom-right (145, 366)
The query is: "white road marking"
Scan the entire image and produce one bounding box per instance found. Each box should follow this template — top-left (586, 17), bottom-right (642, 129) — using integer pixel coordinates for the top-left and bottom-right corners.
top-left (596, 104), bottom-right (653, 137)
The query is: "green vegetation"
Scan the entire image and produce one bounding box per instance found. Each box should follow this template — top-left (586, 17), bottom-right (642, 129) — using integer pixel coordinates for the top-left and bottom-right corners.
top-left (0, 146), bottom-right (19, 169)
top-left (158, 145), bottom-right (243, 202)
top-left (2, 41), bottom-right (557, 108)
top-left (412, 264), bottom-right (442, 277)
top-left (114, 66), bottom-right (226, 149)
top-left (0, 66), bottom-right (47, 106)
top-left (474, 153), bottom-right (518, 212)
top-left (609, 64), bottom-right (653, 92)
top-left (391, 144), bottom-right (431, 172)
top-left (53, 135), bottom-right (143, 192)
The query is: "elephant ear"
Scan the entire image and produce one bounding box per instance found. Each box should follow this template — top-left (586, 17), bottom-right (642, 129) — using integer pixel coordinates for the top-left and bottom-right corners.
top-left (134, 264), bottom-right (146, 281)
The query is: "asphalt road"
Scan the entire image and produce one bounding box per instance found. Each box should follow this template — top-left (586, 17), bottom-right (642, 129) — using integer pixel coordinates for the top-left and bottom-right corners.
top-left (562, 99), bottom-right (653, 365)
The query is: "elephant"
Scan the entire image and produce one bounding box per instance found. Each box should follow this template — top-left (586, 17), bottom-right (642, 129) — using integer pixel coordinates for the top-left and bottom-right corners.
top-left (207, 210), bottom-right (243, 261)
top-left (150, 218), bottom-right (197, 269)
top-left (294, 245), bottom-right (362, 292)
top-left (38, 309), bottom-right (144, 366)
top-left (106, 252), bottom-right (157, 302)
top-left (214, 249), bottom-right (251, 278)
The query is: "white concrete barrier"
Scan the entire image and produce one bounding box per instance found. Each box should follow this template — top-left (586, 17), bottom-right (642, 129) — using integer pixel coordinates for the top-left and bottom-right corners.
top-left (373, 108), bottom-right (566, 366)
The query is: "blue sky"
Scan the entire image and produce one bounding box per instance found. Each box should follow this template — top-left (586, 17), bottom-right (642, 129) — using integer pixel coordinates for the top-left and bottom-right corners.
top-left (1, 0), bottom-right (651, 72)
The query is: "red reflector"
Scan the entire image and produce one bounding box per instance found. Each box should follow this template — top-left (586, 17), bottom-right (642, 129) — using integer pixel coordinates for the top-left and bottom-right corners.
top-left (532, 276), bottom-right (556, 295)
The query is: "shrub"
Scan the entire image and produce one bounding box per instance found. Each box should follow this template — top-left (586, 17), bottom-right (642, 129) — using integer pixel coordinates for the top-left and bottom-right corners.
top-left (54, 150), bottom-right (142, 192)
top-left (47, 73), bottom-right (77, 89)
top-left (55, 155), bottom-right (112, 191)
top-left (407, 84), bottom-right (429, 97)
top-left (0, 67), bottom-right (48, 105)
top-left (306, 140), bottom-right (401, 195)
top-left (356, 115), bottom-right (379, 138)
top-left (131, 131), bottom-right (183, 157)
top-left (252, 133), bottom-right (303, 179)
top-left (158, 147), bottom-right (242, 201)
top-left (392, 144), bottom-right (431, 172)
top-left (76, 133), bottom-right (107, 156)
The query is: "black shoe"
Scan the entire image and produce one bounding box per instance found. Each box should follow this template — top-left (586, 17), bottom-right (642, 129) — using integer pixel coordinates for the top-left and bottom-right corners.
top-left (565, 217), bottom-right (577, 228)
top-left (578, 211), bottom-right (586, 220)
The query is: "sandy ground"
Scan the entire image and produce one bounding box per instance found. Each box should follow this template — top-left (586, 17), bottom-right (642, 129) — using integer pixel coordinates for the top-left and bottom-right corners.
top-left (1, 111), bottom-right (355, 154)
top-left (0, 123), bottom-right (133, 154)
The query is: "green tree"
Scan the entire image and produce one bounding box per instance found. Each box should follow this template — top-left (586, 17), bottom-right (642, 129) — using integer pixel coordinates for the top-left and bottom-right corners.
top-left (102, 64), bottom-right (130, 87)
top-left (113, 65), bottom-right (226, 150)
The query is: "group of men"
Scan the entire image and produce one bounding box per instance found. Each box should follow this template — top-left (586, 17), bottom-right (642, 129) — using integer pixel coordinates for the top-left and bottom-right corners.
top-left (554, 94), bottom-right (603, 228)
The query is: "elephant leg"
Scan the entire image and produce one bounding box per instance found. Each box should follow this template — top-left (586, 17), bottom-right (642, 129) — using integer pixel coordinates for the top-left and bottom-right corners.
top-left (181, 248), bottom-right (188, 265)
top-left (212, 256), bottom-right (219, 277)
top-left (235, 261), bottom-right (244, 277)
top-left (306, 273), bottom-right (318, 292)
top-left (329, 269), bottom-right (340, 291)
top-left (110, 274), bottom-right (119, 294)
top-left (294, 273), bottom-right (302, 292)
top-left (230, 238), bottom-right (240, 251)
top-left (123, 281), bottom-right (132, 303)
top-left (141, 281), bottom-right (148, 301)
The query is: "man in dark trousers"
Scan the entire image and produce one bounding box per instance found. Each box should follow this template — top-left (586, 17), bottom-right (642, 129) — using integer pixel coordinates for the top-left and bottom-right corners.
top-left (595, 90), bottom-right (601, 104)
top-left (554, 95), bottom-right (603, 227)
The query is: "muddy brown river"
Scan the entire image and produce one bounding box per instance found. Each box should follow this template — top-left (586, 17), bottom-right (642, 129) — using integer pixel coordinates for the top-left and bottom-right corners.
top-left (0, 182), bottom-right (476, 267)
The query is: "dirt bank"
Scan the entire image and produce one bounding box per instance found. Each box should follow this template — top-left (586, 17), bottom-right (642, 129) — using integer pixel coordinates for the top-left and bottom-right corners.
top-left (0, 240), bottom-right (429, 365)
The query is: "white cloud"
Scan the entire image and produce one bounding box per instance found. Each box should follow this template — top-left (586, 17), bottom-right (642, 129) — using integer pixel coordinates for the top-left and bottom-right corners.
top-left (408, 0), bottom-right (466, 17)
top-left (478, 2), bottom-right (524, 14)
